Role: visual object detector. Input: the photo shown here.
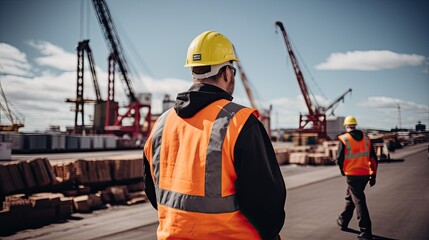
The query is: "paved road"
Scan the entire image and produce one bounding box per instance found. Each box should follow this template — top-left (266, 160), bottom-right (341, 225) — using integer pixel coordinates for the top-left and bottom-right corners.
top-left (5, 143), bottom-right (428, 240)
top-left (110, 145), bottom-right (429, 240)
top-left (282, 148), bottom-right (429, 240)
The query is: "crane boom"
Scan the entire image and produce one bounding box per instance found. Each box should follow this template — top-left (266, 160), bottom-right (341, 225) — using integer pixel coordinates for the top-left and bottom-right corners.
top-left (275, 20), bottom-right (328, 140)
top-left (0, 80), bottom-right (24, 131)
top-left (275, 21), bottom-right (315, 116)
top-left (233, 47), bottom-right (258, 110)
top-left (234, 46), bottom-right (272, 137)
top-left (84, 41), bottom-right (102, 101)
top-left (323, 88), bottom-right (352, 115)
top-left (90, 0), bottom-right (152, 139)
top-left (275, 20), bottom-right (352, 142)
top-left (91, 0), bottom-right (136, 102)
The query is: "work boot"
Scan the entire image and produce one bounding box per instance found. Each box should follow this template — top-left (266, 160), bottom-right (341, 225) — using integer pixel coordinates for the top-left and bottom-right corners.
top-left (357, 232), bottom-right (373, 240)
top-left (336, 218), bottom-right (348, 230)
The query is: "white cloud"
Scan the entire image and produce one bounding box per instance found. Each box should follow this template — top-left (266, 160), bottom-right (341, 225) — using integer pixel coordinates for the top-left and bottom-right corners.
top-left (358, 96), bottom-right (428, 111)
top-left (27, 40), bottom-right (76, 71)
top-left (316, 50), bottom-right (426, 71)
top-left (0, 43), bottom-right (27, 62)
top-left (1, 41), bottom-right (194, 132)
top-left (0, 43), bottom-right (32, 77)
top-left (358, 96), bottom-right (429, 129)
top-left (267, 93), bottom-right (333, 129)
top-left (139, 76), bottom-right (191, 113)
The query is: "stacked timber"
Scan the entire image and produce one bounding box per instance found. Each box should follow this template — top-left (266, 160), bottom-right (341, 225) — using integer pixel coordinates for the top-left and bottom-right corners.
top-left (0, 158), bottom-right (56, 196)
top-left (20, 161), bottom-right (37, 189)
top-left (1, 158), bottom-right (147, 235)
top-left (29, 158), bottom-right (56, 187)
top-left (0, 193), bottom-right (73, 234)
top-left (273, 141), bottom-right (339, 165)
top-left (111, 159), bottom-right (144, 182)
top-left (289, 152), bottom-right (308, 164)
top-left (52, 162), bottom-right (76, 183)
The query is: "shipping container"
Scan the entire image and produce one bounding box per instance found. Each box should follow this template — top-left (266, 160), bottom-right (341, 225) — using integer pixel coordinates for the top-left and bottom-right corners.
top-left (50, 134), bottom-right (66, 150)
top-left (104, 135), bottom-right (117, 149)
top-left (66, 136), bottom-right (79, 150)
top-left (0, 142), bottom-right (12, 160)
top-left (79, 136), bottom-right (92, 150)
top-left (24, 134), bottom-right (49, 151)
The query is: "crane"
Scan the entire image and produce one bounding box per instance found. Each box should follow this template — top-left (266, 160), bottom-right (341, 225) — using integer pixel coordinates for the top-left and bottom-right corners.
top-left (66, 40), bottom-right (102, 134)
top-left (91, 0), bottom-right (152, 139)
top-left (0, 77), bottom-right (24, 132)
top-left (275, 21), bottom-right (351, 140)
top-left (322, 88), bottom-right (352, 116)
top-left (234, 46), bottom-right (272, 137)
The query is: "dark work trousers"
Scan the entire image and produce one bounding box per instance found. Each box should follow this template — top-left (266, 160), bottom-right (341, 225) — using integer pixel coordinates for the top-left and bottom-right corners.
top-left (338, 176), bottom-right (372, 235)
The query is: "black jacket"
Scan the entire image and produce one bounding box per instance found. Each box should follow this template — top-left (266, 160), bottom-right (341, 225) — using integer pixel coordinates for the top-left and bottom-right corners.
top-left (336, 130), bottom-right (378, 176)
top-left (143, 83), bottom-right (286, 240)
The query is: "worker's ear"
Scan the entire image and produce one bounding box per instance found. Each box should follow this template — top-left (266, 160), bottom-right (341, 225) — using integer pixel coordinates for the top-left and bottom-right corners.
top-left (220, 68), bottom-right (228, 82)
top-left (224, 67), bottom-right (232, 82)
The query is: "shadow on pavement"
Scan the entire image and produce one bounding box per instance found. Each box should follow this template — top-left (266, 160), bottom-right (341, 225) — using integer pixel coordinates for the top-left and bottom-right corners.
top-left (342, 228), bottom-right (398, 240)
top-left (378, 158), bottom-right (404, 163)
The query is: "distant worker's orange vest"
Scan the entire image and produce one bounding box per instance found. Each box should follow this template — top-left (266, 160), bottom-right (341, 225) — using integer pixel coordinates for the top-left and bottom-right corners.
top-left (144, 99), bottom-right (261, 240)
top-left (338, 133), bottom-right (374, 176)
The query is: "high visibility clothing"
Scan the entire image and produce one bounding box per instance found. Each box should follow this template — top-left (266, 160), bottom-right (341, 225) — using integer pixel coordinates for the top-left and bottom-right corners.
top-left (144, 99), bottom-right (261, 239)
top-left (338, 133), bottom-right (376, 176)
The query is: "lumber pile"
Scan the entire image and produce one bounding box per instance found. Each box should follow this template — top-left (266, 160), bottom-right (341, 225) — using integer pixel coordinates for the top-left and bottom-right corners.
top-left (0, 158), bottom-right (57, 196)
top-left (0, 158), bottom-right (147, 235)
top-left (274, 141), bottom-right (339, 165)
top-left (0, 193), bottom-right (73, 234)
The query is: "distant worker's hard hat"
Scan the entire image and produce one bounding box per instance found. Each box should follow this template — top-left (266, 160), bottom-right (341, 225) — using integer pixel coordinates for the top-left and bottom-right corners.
top-left (343, 116), bottom-right (358, 126)
top-left (184, 31), bottom-right (239, 67)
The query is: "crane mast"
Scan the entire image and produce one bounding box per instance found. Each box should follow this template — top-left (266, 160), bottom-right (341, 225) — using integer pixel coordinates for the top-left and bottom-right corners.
top-left (235, 62), bottom-right (257, 110)
top-left (90, 0), bottom-right (151, 139)
top-left (275, 20), bottom-right (329, 140)
top-left (235, 59), bottom-right (272, 137)
top-left (66, 40), bottom-right (102, 134)
top-left (275, 21), bottom-right (353, 142)
top-left (275, 21), bottom-right (315, 116)
top-left (91, 0), bottom-right (136, 102)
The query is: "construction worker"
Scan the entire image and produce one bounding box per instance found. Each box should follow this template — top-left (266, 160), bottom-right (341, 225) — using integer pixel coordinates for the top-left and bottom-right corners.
top-left (143, 31), bottom-right (286, 240)
top-left (336, 116), bottom-right (378, 240)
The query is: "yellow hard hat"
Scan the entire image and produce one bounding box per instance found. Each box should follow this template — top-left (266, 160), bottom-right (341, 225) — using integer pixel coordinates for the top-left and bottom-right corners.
top-left (343, 115), bottom-right (358, 126)
top-left (184, 31), bottom-right (239, 67)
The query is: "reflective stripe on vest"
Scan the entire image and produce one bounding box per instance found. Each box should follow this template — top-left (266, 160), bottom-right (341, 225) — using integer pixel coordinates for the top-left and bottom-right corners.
top-left (340, 134), bottom-right (371, 159)
top-left (150, 102), bottom-right (247, 213)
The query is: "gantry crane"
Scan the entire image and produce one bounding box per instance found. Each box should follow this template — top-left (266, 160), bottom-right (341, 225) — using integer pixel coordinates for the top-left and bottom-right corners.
top-left (234, 47), bottom-right (272, 137)
top-left (91, 0), bottom-right (151, 139)
top-left (66, 40), bottom-right (102, 134)
top-left (275, 21), bottom-right (351, 140)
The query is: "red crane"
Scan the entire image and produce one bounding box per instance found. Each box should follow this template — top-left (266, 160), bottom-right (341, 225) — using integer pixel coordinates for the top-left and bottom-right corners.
top-left (91, 0), bottom-right (151, 139)
top-left (234, 47), bottom-right (272, 137)
top-left (275, 21), bottom-right (351, 140)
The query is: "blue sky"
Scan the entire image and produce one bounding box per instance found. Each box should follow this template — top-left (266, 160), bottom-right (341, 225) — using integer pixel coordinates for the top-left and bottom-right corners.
top-left (0, 0), bottom-right (428, 132)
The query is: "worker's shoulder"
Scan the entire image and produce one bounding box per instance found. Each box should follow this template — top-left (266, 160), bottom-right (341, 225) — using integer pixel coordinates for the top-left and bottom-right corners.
top-left (240, 114), bottom-right (263, 133)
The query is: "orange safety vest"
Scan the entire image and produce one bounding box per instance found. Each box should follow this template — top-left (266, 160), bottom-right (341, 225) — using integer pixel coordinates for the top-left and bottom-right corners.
top-left (338, 133), bottom-right (375, 176)
top-left (144, 99), bottom-right (261, 240)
